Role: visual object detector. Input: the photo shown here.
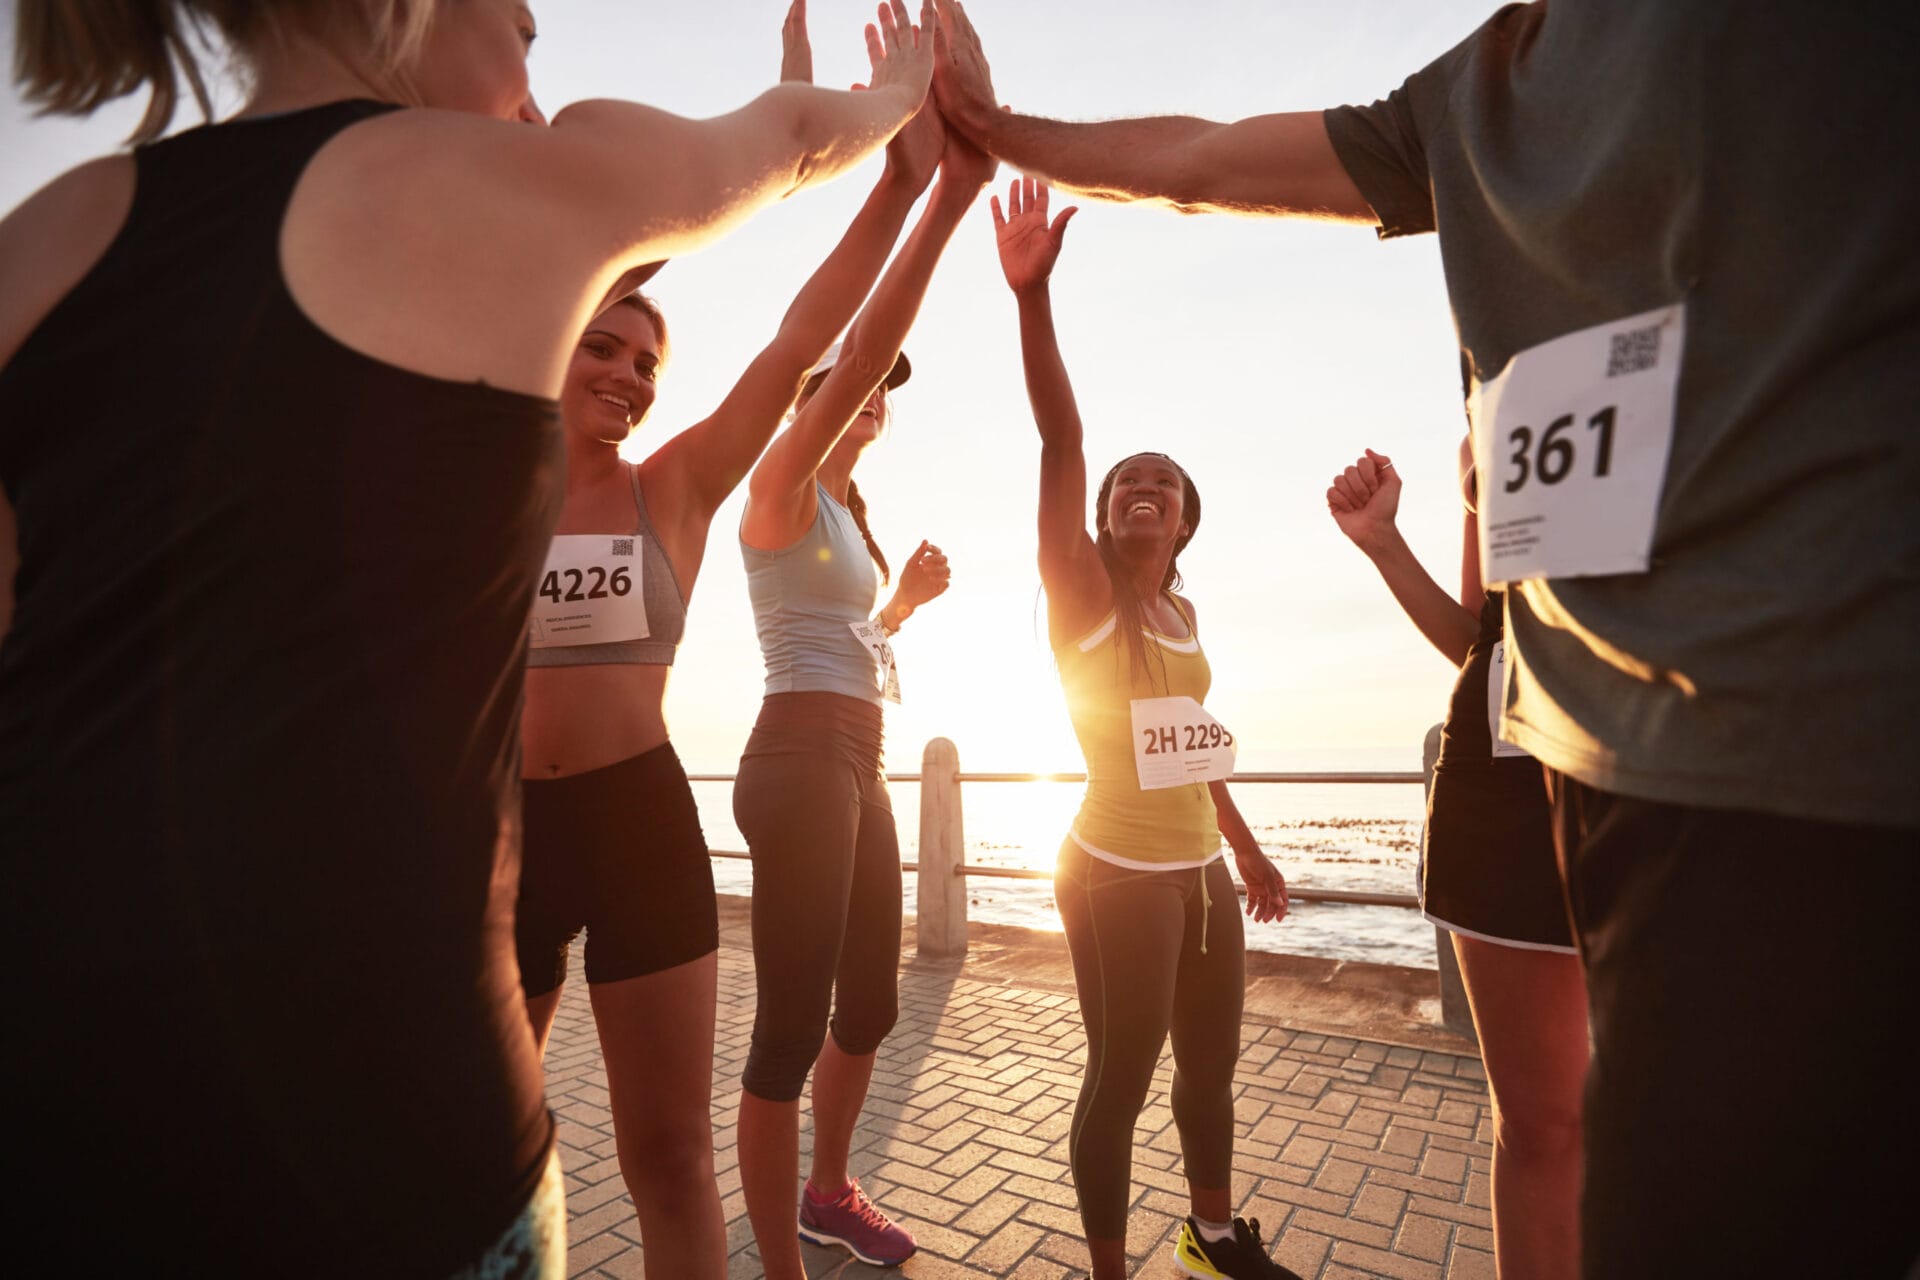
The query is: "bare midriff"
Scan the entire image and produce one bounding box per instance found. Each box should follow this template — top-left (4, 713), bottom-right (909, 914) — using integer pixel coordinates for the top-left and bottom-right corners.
top-left (521, 663), bottom-right (672, 779)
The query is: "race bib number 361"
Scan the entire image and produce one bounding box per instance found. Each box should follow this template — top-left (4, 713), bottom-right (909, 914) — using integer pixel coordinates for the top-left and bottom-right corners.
top-left (1130, 696), bottom-right (1236, 791)
top-left (1470, 303), bottom-right (1685, 586)
top-left (528, 535), bottom-right (648, 649)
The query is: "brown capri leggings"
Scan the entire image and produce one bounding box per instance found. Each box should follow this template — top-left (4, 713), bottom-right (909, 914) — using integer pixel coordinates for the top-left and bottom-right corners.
top-left (734, 693), bottom-right (902, 1103)
top-left (1055, 839), bottom-right (1246, 1241)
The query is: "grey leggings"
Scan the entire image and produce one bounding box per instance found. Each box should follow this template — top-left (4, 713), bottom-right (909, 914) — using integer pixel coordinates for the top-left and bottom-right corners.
top-left (734, 693), bottom-right (902, 1102)
top-left (1055, 839), bottom-right (1246, 1240)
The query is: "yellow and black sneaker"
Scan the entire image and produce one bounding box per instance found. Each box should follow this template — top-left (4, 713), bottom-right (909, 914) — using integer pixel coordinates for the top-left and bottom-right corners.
top-left (1172, 1215), bottom-right (1306, 1280)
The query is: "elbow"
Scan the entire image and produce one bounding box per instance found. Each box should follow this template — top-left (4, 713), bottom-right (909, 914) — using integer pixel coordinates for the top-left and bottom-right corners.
top-left (763, 84), bottom-right (825, 197)
top-left (833, 330), bottom-right (893, 385)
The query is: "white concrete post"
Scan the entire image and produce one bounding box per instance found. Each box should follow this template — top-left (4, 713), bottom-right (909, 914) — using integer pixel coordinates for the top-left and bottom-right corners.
top-left (1424, 722), bottom-right (1477, 1042)
top-left (916, 737), bottom-right (967, 957)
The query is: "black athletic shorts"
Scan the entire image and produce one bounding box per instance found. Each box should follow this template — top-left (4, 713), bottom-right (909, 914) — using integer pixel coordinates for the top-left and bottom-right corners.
top-left (1423, 612), bottom-right (1574, 952)
top-left (515, 742), bottom-right (717, 997)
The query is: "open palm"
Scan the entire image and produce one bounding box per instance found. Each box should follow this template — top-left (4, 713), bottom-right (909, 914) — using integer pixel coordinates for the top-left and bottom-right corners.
top-left (992, 177), bottom-right (1077, 294)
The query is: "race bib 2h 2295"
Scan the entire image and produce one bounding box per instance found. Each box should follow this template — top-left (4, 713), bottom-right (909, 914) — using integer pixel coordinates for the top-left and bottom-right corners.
top-left (1130, 696), bottom-right (1236, 791)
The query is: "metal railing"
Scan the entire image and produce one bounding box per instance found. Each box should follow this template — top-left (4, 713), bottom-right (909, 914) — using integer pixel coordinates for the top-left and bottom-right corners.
top-left (701, 732), bottom-right (1473, 1037)
top-left (692, 742), bottom-right (1427, 954)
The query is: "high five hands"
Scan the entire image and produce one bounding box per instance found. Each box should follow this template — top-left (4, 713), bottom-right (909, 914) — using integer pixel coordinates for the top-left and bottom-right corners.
top-left (930, 0), bottom-right (997, 133)
top-left (794, 0), bottom-right (936, 111)
top-left (782, 0), bottom-right (991, 194)
top-left (992, 178), bottom-right (1078, 294)
top-left (780, 0), bottom-right (813, 84)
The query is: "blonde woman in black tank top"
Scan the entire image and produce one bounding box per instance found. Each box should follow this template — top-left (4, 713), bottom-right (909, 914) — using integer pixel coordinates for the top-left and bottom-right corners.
top-left (511, 11), bottom-right (950, 1275)
top-left (0, 1), bottom-right (939, 1273)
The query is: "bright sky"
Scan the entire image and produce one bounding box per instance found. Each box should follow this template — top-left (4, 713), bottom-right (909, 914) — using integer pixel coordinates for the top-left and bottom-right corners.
top-left (1, 1), bottom-right (1499, 773)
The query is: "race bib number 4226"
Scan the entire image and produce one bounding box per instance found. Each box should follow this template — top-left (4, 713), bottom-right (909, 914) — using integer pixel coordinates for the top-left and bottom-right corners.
top-left (1130, 696), bottom-right (1236, 791)
top-left (1469, 303), bottom-right (1685, 586)
top-left (527, 535), bottom-right (648, 649)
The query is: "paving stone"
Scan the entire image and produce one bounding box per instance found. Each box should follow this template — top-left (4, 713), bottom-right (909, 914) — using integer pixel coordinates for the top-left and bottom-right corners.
top-left (546, 911), bottom-right (1490, 1280)
top-left (1284, 1208), bottom-right (1393, 1249)
top-left (1418, 1146), bottom-right (1467, 1184)
top-left (1351, 1183), bottom-right (1408, 1227)
top-left (1312, 1157), bottom-right (1365, 1197)
top-left (1394, 1212), bottom-right (1452, 1263)
top-left (1330, 1239), bottom-right (1444, 1279)
top-left (1448, 1242), bottom-right (1499, 1279)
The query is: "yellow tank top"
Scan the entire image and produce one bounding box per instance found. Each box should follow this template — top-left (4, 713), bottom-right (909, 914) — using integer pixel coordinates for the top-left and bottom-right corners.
top-left (1056, 595), bottom-right (1222, 868)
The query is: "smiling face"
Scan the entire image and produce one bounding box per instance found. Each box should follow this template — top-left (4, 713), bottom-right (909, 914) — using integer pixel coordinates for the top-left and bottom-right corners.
top-left (1100, 453), bottom-right (1192, 551)
top-left (842, 384), bottom-right (892, 447)
top-left (409, 0), bottom-right (538, 121)
top-left (561, 300), bottom-right (662, 446)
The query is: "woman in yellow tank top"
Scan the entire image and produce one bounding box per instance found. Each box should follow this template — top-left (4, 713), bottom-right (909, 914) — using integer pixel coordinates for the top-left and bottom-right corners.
top-left (994, 177), bottom-right (1302, 1280)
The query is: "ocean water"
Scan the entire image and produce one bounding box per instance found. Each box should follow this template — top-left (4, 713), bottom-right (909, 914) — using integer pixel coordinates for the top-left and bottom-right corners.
top-left (690, 777), bottom-right (1435, 970)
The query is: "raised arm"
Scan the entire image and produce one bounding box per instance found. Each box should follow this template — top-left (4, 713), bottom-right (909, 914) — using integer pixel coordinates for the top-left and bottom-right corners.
top-left (1327, 449), bottom-right (1479, 666)
top-left (992, 178), bottom-right (1106, 639)
top-left (648, 4), bottom-right (946, 517)
top-left (743, 122), bottom-right (997, 544)
top-left (281, 1), bottom-right (942, 403)
top-left (932, 0), bottom-right (1370, 219)
top-left (536, 1), bottom-right (932, 273)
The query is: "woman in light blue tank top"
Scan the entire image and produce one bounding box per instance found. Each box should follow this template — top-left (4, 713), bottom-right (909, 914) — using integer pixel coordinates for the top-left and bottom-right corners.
top-left (510, 14), bottom-right (956, 1274)
top-left (731, 112), bottom-right (997, 1279)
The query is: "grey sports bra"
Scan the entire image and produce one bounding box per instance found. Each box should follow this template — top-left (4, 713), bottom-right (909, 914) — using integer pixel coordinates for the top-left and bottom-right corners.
top-left (527, 465), bottom-right (687, 667)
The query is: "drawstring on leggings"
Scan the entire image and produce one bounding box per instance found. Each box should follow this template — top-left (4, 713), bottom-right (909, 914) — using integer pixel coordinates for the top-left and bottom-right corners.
top-left (1199, 865), bottom-right (1212, 956)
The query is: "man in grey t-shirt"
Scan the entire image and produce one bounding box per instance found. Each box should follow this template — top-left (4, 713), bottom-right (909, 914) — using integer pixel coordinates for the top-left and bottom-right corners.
top-left (932, 0), bottom-right (1919, 1275)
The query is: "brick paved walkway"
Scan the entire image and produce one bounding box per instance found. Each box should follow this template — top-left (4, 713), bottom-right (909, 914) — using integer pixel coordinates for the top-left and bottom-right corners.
top-left (543, 903), bottom-right (1495, 1280)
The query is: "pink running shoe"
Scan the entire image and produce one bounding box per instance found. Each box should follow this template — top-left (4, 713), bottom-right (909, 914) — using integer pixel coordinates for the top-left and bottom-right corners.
top-left (797, 1178), bottom-right (917, 1267)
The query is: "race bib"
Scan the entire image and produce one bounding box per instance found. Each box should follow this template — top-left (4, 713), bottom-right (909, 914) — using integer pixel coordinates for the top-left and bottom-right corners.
top-left (1470, 303), bottom-right (1685, 586)
top-left (1130, 696), bottom-right (1236, 791)
top-left (1485, 641), bottom-right (1531, 760)
top-left (527, 535), bottom-right (647, 649)
top-left (848, 620), bottom-right (902, 703)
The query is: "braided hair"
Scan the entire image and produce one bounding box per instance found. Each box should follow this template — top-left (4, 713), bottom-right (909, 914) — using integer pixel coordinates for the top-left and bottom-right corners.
top-left (844, 479), bottom-right (890, 585)
top-left (794, 368), bottom-right (891, 585)
top-left (1092, 453), bottom-right (1202, 688)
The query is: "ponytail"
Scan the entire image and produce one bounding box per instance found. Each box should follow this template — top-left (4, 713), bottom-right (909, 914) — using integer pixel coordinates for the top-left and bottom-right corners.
top-left (844, 479), bottom-right (890, 586)
top-left (13, 1), bottom-right (439, 143)
top-left (15, 1), bottom-right (212, 142)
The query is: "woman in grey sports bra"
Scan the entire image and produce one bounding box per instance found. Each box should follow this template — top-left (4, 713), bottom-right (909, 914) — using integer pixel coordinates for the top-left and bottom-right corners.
top-left (511, 12), bottom-right (953, 1275)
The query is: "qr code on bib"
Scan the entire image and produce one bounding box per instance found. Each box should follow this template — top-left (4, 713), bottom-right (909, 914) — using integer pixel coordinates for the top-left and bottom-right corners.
top-left (1606, 324), bottom-right (1662, 377)
top-left (610, 538), bottom-right (635, 556)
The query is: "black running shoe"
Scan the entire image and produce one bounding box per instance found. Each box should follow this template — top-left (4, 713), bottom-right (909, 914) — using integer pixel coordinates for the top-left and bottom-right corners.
top-left (1172, 1215), bottom-right (1306, 1280)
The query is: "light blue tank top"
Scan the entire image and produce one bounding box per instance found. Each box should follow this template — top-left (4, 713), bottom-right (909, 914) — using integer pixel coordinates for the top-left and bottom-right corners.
top-left (742, 484), bottom-right (884, 704)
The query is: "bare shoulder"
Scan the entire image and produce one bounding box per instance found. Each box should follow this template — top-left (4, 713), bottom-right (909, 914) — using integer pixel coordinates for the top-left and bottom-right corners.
top-left (282, 102), bottom-right (772, 398)
top-left (282, 109), bottom-right (606, 399)
top-left (0, 155), bottom-right (136, 370)
top-left (1173, 591), bottom-right (1199, 631)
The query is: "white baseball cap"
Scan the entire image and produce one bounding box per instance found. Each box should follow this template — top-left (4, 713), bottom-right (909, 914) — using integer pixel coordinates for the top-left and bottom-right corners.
top-left (802, 341), bottom-right (912, 391)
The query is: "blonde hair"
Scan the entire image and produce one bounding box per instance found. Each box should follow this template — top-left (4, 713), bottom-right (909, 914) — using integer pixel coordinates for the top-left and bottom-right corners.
top-left (12, 0), bottom-right (440, 143)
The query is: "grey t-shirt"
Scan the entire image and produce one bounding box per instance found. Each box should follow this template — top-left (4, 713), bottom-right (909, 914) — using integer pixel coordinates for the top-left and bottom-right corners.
top-left (1324, 1), bottom-right (1919, 828)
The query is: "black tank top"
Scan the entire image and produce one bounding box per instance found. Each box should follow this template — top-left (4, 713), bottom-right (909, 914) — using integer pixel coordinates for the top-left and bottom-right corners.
top-left (1435, 588), bottom-right (1517, 769)
top-left (0, 102), bottom-right (560, 1273)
